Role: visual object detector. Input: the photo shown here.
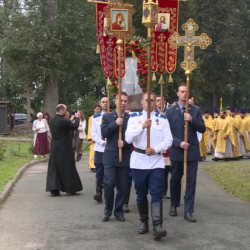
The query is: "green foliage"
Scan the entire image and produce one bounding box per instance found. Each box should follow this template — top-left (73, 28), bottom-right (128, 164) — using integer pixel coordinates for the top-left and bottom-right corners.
top-left (0, 141), bottom-right (7, 161)
top-left (1, 0), bottom-right (250, 113)
top-left (9, 144), bottom-right (21, 157)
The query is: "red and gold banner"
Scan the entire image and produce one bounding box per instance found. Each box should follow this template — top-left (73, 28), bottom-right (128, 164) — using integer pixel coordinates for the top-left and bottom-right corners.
top-left (96, 3), bottom-right (126, 79)
top-left (151, 0), bottom-right (179, 74)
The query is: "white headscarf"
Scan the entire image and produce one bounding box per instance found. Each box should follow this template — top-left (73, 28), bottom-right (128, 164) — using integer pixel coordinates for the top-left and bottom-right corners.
top-left (36, 112), bottom-right (43, 118)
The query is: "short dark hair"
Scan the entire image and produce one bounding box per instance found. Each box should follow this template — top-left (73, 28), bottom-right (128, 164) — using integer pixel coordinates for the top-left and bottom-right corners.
top-left (115, 91), bottom-right (128, 100)
top-left (178, 84), bottom-right (186, 91)
top-left (156, 95), bottom-right (165, 101)
top-left (93, 104), bottom-right (101, 109)
top-left (56, 105), bottom-right (65, 112)
top-left (143, 91), bottom-right (156, 99)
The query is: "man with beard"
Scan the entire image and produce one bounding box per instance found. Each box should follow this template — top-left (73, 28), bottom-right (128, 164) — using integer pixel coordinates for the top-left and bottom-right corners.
top-left (46, 104), bottom-right (83, 196)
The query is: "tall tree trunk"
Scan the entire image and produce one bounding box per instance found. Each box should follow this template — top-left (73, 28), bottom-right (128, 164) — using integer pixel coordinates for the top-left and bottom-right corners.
top-left (44, 0), bottom-right (59, 117)
top-left (44, 75), bottom-right (59, 116)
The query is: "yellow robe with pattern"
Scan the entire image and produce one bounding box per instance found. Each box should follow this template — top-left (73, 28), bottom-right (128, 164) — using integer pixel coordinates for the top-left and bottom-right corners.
top-left (202, 115), bottom-right (215, 153)
top-left (199, 135), bottom-right (207, 157)
top-left (214, 117), bottom-right (234, 153)
top-left (231, 116), bottom-right (250, 156)
top-left (87, 115), bottom-right (96, 169)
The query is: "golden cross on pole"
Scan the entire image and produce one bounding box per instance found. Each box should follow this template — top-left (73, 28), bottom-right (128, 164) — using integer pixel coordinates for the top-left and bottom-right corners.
top-left (168, 19), bottom-right (212, 192)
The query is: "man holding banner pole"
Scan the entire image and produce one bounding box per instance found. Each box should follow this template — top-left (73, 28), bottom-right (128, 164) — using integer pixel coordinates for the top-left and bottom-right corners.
top-left (166, 85), bottom-right (205, 223)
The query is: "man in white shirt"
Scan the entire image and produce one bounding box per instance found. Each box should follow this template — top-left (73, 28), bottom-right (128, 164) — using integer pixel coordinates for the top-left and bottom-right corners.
top-left (91, 97), bottom-right (108, 203)
top-left (125, 92), bottom-right (173, 241)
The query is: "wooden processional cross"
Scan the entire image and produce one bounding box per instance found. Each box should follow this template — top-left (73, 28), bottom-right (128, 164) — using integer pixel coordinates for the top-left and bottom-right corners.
top-left (168, 19), bottom-right (212, 192)
top-left (18, 86), bottom-right (38, 122)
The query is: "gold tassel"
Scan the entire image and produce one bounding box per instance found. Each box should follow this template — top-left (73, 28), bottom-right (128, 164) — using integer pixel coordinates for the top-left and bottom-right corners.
top-left (159, 75), bottom-right (165, 84)
top-left (220, 97), bottom-right (223, 111)
top-left (96, 44), bottom-right (100, 54)
top-left (132, 50), bottom-right (136, 59)
top-left (152, 72), bottom-right (156, 82)
top-left (169, 74), bottom-right (173, 83)
top-left (191, 97), bottom-right (194, 101)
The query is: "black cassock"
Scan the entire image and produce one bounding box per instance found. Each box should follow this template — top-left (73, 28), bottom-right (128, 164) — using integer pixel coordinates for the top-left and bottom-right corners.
top-left (46, 114), bottom-right (83, 193)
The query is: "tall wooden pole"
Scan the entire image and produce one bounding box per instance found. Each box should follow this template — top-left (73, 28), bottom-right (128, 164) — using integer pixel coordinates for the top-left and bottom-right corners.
top-left (147, 29), bottom-right (152, 148)
top-left (117, 39), bottom-right (123, 162)
top-left (159, 75), bottom-right (165, 114)
top-left (183, 69), bottom-right (191, 192)
top-left (106, 78), bottom-right (111, 113)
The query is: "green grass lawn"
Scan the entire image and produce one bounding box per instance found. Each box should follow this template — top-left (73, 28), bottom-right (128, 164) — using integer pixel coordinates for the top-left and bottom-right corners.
top-left (204, 162), bottom-right (250, 203)
top-left (0, 140), bottom-right (34, 192)
top-left (0, 140), bottom-right (91, 192)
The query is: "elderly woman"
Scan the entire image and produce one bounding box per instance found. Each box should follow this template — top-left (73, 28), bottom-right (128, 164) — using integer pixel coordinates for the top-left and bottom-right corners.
top-left (32, 112), bottom-right (50, 159)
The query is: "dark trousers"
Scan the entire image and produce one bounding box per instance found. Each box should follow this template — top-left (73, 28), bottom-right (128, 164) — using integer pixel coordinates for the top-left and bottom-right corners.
top-left (131, 168), bottom-right (164, 204)
top-left (94, 151), bottom-right (104, 179)
top-left (170, 160), bottom-right (198, 213)
top-left (163, 165), bottom-right (171, 196)
top-left (103, 165), bottom-right (130, 217)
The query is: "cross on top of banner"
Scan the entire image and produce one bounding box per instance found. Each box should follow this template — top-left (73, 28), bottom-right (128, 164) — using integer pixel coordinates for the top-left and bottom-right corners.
top-left (168, 19), bottom-right (212, 71)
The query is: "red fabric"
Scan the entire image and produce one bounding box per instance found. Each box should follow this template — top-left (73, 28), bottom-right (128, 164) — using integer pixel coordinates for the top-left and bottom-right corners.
top-left (33, 132), bottom-right (50, 155)
top-left (96, 3), bottom-right (126, 79)
top-left (163, 148), bottom-right (170, 157)
top-left (151, 0), bottom-right (179, 74)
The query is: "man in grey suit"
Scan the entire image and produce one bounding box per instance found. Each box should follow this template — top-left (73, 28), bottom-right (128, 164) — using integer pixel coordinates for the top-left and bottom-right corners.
top-left (166, 85), bottom-right (205, 222)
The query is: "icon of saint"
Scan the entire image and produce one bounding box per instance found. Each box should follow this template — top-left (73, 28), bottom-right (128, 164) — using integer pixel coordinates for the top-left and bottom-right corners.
top-left (112, 13), bottom-right (127, 31)
top-left (155, 16), bottom-right (169, 32)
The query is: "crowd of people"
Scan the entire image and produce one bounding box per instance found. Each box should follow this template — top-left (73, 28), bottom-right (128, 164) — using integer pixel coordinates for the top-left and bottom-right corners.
top-left (33, 84), bottom-right (250, 241)
top-left (40, 85), bottom-right (208, 241)
top-left (199, 108), bottom-right (250, 162)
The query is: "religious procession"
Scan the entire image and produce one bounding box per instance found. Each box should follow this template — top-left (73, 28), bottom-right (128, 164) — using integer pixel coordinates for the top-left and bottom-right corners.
top-left (0, 0), bottom-right (250, 249)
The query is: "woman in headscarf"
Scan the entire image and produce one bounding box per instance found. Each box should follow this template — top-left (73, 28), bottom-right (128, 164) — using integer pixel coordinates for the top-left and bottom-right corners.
top-left (32, 112), bottom-right (50, 159)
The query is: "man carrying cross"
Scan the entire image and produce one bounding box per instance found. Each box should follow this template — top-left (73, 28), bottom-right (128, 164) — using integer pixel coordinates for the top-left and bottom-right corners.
top-left (166, 85), bottom-right (205, 222)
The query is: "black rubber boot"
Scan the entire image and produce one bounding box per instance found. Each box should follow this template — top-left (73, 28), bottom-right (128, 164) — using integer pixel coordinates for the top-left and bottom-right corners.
top-left (123, 185), bottom-right (131, 213)
top-left (137, 202), bottom-right (149, 234)
top-left (151, 203), bottom-right (167, 240)
top-left (93, 178), bottom-right (103, 203)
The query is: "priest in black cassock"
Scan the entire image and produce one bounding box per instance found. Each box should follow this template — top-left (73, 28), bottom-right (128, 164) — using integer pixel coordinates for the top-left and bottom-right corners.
top-left (46, 104), bottom-right (83, 196)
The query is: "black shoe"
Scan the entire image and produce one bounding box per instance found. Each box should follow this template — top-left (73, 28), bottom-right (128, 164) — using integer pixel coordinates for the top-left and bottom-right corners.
top-left (153, 225), bottom-right (167, 241)
top-left (212, 158), bottom-right (219, 161)
top-left (169, 206), bottom-right (177, 216)
top-left (102, 214), bottom-right (110, 222)
top-left (184, 213), bottom-right (197, 222)
top-left (224, 158), bottom-right (230, 161)
top-left (162, 195), bottom-right (170, 199)
top-left (152, 203), bottom-right (167, 241)
top-left (137, 202), bottom-right (149, 234)
top-left (91, 168), bottom-right (96, 172)
top-left (93, 194), bottom-right (102, 203)
top-left (50, 190), bottom-right (60, 196)
top-left (123, 204), bottom-right (130, 213)
top-left (115, 215), bottom-right (125, 222)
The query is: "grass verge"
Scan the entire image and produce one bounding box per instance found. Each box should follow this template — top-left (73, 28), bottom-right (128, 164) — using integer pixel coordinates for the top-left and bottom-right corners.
top-left (0, 141), bottom-right (34, 192)
top-left (0, 140), bottom-right (91, 192)
top-left (204, 162), bottom-right (250, 203)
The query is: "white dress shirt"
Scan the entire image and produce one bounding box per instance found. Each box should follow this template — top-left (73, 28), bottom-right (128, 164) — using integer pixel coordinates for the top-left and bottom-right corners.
top-left (91, 112), bottom-right (105, 153)
top-left (125, 110), bottom-right (173, 170)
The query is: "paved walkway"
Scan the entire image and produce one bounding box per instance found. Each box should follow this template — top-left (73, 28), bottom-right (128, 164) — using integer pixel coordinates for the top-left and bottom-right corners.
top-left (0, 155), bottom-right (250, 250)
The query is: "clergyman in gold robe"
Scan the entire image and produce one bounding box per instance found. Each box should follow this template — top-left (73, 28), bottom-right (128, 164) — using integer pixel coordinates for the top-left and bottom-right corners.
top-left (212, 110), bottom-right (234, 161)
top-left (239, 109), bottom-right (250, 158)
top-left (202, 111), bottom-right (215, 154)
top-left (87, 104), bottom-right (101, 171)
